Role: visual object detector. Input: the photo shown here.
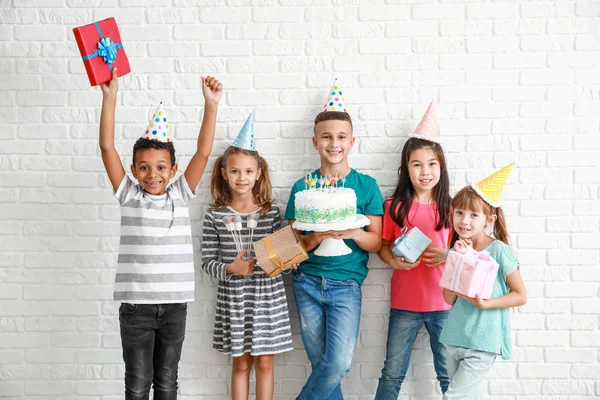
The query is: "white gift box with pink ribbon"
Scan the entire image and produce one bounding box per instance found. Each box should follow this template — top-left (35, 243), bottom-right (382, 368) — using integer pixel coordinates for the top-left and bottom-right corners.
top-left (439, 247), bottom-right (499, 299)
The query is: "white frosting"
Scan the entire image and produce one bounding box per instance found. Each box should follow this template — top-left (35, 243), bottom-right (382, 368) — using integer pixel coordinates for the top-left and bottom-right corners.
top-left (294, 188), bottom-right (357, 223)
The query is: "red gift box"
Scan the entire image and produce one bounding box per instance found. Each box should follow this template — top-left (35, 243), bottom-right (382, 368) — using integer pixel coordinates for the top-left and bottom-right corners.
top-left (73, 17), bottom-right (130, 86)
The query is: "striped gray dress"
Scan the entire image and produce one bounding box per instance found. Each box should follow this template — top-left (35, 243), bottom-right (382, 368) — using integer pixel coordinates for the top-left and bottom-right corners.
top-left (201, 205), bottom-right (294, 357)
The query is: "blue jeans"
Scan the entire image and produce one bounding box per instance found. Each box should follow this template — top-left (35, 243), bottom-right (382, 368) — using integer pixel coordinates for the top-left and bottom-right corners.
top-left (292, 271), bottom-right (362, 400)
top-left (119, 303), bottom-right (187, 400)
top-left (375, 309), bottom-right (450, 399)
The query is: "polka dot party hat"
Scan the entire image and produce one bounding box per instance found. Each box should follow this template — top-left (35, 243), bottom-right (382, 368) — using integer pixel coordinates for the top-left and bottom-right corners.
top-left (232, 113), bottom-right (256, 151)
top-left (143, 102), bottom-right (171, 142)
top-left (323, 78), bottom-right (347, 113)
top-left (409, 102), bottom-right (440, 143)
top-left (471, 163), bottom-right (515, 208)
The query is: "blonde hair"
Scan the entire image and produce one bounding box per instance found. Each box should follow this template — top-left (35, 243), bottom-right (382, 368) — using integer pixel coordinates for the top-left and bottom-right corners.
top-left (209, 146), bottom-right (273, 215)
top-left (449, 186), bottom-right (509, 248)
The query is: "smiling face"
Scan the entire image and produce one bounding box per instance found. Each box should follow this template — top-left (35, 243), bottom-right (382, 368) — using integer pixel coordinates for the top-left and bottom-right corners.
top-left (312, 119), bottom-right (355, 168)
top-left (452, 204), bottom-right (497, 241)
top-left (221, 152), bottom-right (261, 198)
top-left (407, 147), bottom-right (441, 197)
top-left (131, 148), bottom-right (178, 195)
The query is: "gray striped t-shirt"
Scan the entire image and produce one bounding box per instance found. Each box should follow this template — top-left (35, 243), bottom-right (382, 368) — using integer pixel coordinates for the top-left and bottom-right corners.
top-left (114, 174), bottom-right (197, 303)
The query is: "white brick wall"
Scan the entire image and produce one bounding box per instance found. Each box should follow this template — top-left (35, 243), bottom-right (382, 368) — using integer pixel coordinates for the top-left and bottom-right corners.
top-left (1, 1), bottom-right (599, 399)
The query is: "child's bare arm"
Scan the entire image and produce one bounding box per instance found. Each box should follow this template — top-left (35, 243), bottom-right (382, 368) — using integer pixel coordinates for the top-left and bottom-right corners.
top-left (184, 76), bottom-right (223, 191)
top-left (333, 215), bottom-right (382, 253)
top-left (99, 68), bottom-right (125, 191)
top-left (378, 239), bottom-right (421, 271)
top-left (457, 269), bottom-right (527, 309)
top-left (443, 288), bottom-right (458, 305)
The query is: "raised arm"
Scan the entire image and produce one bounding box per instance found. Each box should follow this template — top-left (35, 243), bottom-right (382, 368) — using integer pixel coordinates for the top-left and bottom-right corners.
top-left (99, 68), bottom-right (125, 191)
top-left (184, 76), bottom-right (223, 191)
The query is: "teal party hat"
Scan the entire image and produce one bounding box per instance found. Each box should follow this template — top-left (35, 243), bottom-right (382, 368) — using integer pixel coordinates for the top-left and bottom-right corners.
top-left (232, 113), bottom-right (256, 151)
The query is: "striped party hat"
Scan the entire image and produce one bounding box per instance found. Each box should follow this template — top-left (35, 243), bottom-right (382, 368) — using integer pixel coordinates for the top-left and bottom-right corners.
top-left (471, 163), bottom-right (514, 207)
top-left (143, 102), bottom-right (171, 142)
top-left (409, 102), bottom-right (440, 143)
top-left (323, 78), bottom-right (347, 113)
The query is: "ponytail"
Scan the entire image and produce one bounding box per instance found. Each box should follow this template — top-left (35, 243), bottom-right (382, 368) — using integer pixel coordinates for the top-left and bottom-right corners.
top-left (493, 207), bottom-right (509, 245)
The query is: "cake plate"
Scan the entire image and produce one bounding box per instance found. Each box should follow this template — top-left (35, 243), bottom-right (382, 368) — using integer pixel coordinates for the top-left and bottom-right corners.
top-left (292, 214), bottom-right (371, 257)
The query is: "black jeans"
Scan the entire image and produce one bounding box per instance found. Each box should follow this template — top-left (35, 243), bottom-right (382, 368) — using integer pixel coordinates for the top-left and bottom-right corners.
top-left (119, 303), bottom-right (187, 400)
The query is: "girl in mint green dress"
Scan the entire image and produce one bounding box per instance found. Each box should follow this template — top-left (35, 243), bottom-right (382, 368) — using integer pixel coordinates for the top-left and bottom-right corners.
top-left (439, 168), bottom-right (527, 400)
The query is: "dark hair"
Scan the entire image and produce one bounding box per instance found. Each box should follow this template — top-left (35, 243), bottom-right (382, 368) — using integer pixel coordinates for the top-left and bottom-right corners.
top-left (389, 137), bottom-right (451, 231)
top-left (449, 186), bottom-right (510, 248)
top-left (313, 111), bottom-right (353, 133)
top-left (210, 146), bottom-right (273, 215)
top-left (132, 138), bottom-right (176, 166)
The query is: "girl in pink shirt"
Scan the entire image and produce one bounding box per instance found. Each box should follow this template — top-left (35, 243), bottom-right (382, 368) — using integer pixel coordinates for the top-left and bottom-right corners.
top-left (375, 137), bottom-right (452, 399)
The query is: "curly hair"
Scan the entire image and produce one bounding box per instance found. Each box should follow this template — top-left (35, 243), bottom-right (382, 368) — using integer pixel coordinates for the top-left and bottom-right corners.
top-left (132, 138), bottom-right (176, 166)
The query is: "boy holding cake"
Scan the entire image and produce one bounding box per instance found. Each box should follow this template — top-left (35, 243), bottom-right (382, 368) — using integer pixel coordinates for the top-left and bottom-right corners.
top-left (285, 79), bottom-right (383, 399)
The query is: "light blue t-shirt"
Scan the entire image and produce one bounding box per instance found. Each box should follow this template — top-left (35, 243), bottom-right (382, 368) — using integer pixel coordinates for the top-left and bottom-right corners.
top-left (439, 240), bottom-right (519, 360)
top-left (285, 169), bottom-right (383, 284)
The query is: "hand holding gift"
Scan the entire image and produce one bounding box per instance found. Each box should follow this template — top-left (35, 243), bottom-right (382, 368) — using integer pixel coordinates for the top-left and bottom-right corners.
top-left (253, 226), bottom-right (308, 277)
top-left (389, 256), bottom-right (421, 271)
top-left (422, 246), bottom-right (447, 267)
top-left (99, 67), bottom-right (118, 99)
top-left (439, 245), bottom-right (499, 300)
top-left (391, 226), bottom-right (432, 264)
top-left (73, 17), bottom-right (130, 86)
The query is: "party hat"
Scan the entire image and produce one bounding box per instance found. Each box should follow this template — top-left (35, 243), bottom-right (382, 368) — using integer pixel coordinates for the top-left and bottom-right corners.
top-left (409, 102), bottom-right (440, 143)
top-left (143, 102), bottom-right (171, 142)
top-left (471, 163), bottom-right (514, 207)
top-left (323, 78), bottom-right (347, 113)
top-left (232, 113), bottom-right (256, 151)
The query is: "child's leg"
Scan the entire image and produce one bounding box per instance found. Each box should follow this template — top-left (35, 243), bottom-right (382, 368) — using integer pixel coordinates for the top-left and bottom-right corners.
top-left (119, 303), bottom-right (156, 400)
top-left (424, 310), bottom-right (450, 393)
top-left (442, 347), bottom-right (496, 400)
top-left (374, 309), bottom-right (423, 400)
top-left (444, 345), bottom-right (460, 381)
top-left (254, 354), bottom-right (274, 400)
top-left (232, 353), bottom-right (253, 400)
top-left (296, 277), bottom-right (361, 400)
top-left (152, 303), bottom-right (187, 400)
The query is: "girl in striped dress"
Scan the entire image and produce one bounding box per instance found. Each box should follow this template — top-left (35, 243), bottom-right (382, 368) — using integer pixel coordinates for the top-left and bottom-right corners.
top-left (201, 145), bottom-right (293, 400)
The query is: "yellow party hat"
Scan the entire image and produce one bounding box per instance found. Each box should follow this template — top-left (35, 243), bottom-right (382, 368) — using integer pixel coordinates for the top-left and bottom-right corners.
top-left (471, 163), bottom-right (514, 207)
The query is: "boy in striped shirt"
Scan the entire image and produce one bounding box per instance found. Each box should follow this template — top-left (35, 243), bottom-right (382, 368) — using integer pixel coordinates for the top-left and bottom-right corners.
top-left (99, 68), bottom-right (222, 400)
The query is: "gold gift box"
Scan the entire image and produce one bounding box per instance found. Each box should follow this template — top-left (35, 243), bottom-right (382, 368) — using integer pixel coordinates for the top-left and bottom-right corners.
top-left (253, 226), bottom-right (308, 277)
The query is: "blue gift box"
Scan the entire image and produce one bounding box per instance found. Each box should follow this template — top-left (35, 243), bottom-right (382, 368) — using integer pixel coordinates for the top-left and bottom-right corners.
top-left (391, 226), bottom-right (432, 263)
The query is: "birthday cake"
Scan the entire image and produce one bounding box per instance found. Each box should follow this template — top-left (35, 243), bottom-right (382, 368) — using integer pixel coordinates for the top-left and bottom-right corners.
top-left (294, 174), bottom-right (357, 224)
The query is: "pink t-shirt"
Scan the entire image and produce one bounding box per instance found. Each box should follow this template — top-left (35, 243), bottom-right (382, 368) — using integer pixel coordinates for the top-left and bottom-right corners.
top-left (382, 198), bottom-right (451, 312)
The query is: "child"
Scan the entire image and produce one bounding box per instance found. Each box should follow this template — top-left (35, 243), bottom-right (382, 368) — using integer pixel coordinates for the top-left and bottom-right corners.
top-left (99, 68), bottom-right (222, 399)
top-left (440, 164), bottom-right (527, 399)
top-left (375, 103), bottom-right (452, 399)
top-left (285, 79), bottom-right (383, 399)
top-left (201, 114), bottom-right (293, 400)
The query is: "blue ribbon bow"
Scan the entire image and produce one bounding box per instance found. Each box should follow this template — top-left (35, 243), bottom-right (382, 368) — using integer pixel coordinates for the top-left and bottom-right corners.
top-left (81, 22), bottom-right (123, 72)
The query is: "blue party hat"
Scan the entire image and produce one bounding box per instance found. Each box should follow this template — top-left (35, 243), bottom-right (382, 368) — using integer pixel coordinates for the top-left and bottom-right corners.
top-left (232, 113), bottom-right (256, 151)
